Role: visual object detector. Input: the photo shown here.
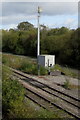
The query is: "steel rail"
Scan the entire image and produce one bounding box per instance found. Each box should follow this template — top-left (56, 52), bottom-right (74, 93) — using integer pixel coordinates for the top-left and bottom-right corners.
top-left (24, 83), bottom-right (80, 119)
top-left (12, 69), bottom-right (80, 102)
top-left (10, 68), bottom-right (80, 119)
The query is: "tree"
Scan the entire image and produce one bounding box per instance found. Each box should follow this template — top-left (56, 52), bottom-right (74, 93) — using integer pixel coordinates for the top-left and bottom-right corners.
top-left (17, 21), bottom-right (34, 31)
top-left (2, 30), bottom-right (11, 52)
top-left (2, 21), bottom-right (80, 68)
top-left (59, 27), bottom-right (69, 34)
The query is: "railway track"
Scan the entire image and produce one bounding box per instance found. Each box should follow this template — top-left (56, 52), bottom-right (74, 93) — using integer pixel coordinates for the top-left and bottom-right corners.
top-left (11, 68), bottom-right (80, 119)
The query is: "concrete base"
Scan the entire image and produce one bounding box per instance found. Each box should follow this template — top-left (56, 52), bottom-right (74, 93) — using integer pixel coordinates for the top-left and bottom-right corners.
top-left (50, 70), bottom-right (61, 76)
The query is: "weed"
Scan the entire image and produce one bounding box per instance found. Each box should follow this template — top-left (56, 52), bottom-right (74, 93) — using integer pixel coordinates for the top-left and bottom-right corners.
top-left (51, 64), bottom-right (62, 71)
top-left (63, 78), bottom-right (70, 89)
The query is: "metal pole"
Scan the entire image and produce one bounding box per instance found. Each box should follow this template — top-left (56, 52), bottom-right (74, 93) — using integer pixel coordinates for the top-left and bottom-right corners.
top-left (37, 13), bottom-right (40, 56)
top-left (37, 7), bottom-right (40, 76)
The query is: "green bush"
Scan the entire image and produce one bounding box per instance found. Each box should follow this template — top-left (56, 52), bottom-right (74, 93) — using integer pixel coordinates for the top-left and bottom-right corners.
top-left (18, 59), bottom-right (48, 75)
top-left (2, 66), bottom-right (27, 118)
top-left (40, 66), bottom-right (48, 75)
top-left (19, 60), bottom-right (34, 73)
top-left (31, 65), bottom-right (48, 75)
top-left (50, 64), bottom-right (62, 71)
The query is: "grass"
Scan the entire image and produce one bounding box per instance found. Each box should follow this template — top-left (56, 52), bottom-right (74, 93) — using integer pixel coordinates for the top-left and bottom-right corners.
top-left (2, 53), bottom-right (48, 75)
top-left (2, 53), bottom-right (79, 78)
top-left (61, 67), bottom-right (78, 78)
top-left (51, 64), bottom-right (79, 78)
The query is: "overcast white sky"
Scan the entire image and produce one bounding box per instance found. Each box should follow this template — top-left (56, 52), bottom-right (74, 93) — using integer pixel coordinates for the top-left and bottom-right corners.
top-left (1, 0), bottom-right (79, 30)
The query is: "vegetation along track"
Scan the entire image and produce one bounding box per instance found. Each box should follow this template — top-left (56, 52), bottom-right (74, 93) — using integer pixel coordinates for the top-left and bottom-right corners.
top-left (11, 68), bottom-right (80, 119)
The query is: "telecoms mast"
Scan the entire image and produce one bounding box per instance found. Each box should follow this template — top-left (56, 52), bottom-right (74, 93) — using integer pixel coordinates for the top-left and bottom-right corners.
top-left (37, 6), bottom-right (42, 75)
